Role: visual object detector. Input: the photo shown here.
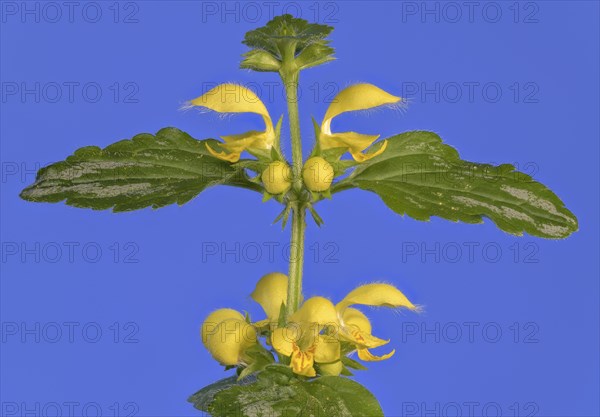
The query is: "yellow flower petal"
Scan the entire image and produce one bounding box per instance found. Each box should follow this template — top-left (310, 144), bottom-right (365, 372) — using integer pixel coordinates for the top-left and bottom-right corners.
top-left (250, 272), bottom-right (288, 323)
top-left (290, 346), bottom-right (316, 377)
top-left (314, 335), bottom-right (341, 364)
top-left (320, 132), bottom-right (380, 152)
top-left (357, 348), bottom-right (395, 362)
top-left (201, 308), bottom-right (245, 347)
top-left (342, 308), bottom-right (372, 334)
top-left (319, 83), bottom-right (399, 162)
top-left (271, 327), bottom-right (298, 357)
top-left (351, 329), bottom-right (390, 349)
top-left (189, 83), bottom-right (275, 161)
top-left (205, 142), bottom-right (243, 163)
top-left (289, 296), bottom-right (339, 327)
top-left (337, 283), bottom-right (417, 313)
top-left (190, 84), bottom-right (272, 128)
top-left (205, 318), bottom-right (257, 366)
top-left (322, 83), bottom-right (401, 135)
top-left (318, 360), bottom-right (343, 376)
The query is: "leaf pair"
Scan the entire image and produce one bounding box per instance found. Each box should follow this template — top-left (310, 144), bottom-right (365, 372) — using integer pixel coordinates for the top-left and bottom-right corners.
top-left (21, 129), bottom-right (577, 238)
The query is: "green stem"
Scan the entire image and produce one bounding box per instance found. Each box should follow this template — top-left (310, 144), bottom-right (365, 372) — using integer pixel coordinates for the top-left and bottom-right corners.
top-left (280, 47), bottom-right (305, 316)
top-left (282, 71), bottom-right (303, 192)
top-left (286, 202), bottom-right (306, 314)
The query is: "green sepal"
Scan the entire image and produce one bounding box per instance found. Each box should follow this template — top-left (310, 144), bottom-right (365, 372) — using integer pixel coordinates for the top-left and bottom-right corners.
top-left (307, 203), bottom-right (325, 227)
top-left (309, 117), bottom-right (323, 158)
top-left (272, 115), bottom-right (285, 161)
top-left (238, 344), bottom-right (275, 381)
top-left (277, 302), bottom-right (287, 328)
top-left (273, 204), bottom-right (292, 229)
top-left (341, 355), bottom-right (368, 371)
top-left (340, 365), bottom-right (354, 376)
top-left (262, 191), bottom-right (273, 203)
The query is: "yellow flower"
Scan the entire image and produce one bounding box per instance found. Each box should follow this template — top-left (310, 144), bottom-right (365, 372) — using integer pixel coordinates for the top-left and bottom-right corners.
top-left (336, 283), bottom-right (417, 362)
top-left (302, 156), bottom-right (334, 192)
top-left (262, 161), bottom-right (293, 195)
top-left (319, 83), bottom-right (402, 162)
top-left (250, 272), bottom-right (288, 327)
top-left (187, 83), bottom-right (275, 162)
top-left (271, 297), bottom-right (341, 377)
top-left (201, 308), bottom-right (257, 366)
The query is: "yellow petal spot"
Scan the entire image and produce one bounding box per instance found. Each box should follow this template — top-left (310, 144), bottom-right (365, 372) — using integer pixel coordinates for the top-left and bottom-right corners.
top-left (201, 308), bottom-right (245, 347)
top-left (290, 345), bottom-right (316, 377)
top-left (350, 328), bottom-right (389, 349)
top-left (302, 156), bottom-right (334, 192)
top-left (262, 161), bottom-right (292, 195)
top-left (358, 348), bottom-right (395, 362)
top-left (250, 272), bottom-right (288, 323)
top-left (272, 326), bottom-right (318, 377)
top-left (205, 318), bottom-right (257, 366)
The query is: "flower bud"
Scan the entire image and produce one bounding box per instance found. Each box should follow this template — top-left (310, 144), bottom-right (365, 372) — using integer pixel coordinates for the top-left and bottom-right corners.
top-left (204, 318), bottom-right (257, 366)
top-left (201, 308), bottom-right (245, 347)
top-left (262, 161), bottom-right (292, 195)
top-left (241, 49), bottom-right (281, 72)
top-left (302, 157), bottom-right (334, 192)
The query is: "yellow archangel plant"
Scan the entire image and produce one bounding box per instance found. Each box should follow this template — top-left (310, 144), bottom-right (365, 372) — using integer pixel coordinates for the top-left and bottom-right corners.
top-left (19, 14), bottom-right (578, 417)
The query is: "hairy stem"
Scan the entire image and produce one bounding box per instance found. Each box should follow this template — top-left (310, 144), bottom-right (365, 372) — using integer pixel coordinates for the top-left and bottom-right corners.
top-left (280, 49), bottom-right (305, 316)
top-left (286, 202), bottom-right (306, 314)
top-left (283, 70), bottom-right (303, 193)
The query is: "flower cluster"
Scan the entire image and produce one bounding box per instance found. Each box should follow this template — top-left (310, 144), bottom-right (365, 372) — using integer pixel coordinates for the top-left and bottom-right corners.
top-left (201, 273), bottom-right (418, 378)
top-left (185, 82), bottom-right (402, 196)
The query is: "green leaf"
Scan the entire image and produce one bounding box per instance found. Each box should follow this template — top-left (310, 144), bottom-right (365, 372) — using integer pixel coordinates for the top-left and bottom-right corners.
top-left (241, 14), bottom-right (334, 72)
top-left (335, 131), bottom-right (577, 239)
top-left (20, 127), bottom-right (262, 212)
top-left (189, 365), bottom-right (384, 417)
top-left (237, 344), bottom-right (275, 380)
top-left (188, 375), bottom-right (249, 412)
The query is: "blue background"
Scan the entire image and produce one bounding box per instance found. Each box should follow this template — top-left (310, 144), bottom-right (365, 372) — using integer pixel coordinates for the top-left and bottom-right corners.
top-left (1, 1), bottom-right (598, 416)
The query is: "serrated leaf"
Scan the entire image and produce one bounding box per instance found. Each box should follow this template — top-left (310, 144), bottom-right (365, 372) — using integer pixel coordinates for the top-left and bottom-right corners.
top-left (335, 131), bottom-right (577, 239)
top-left (20, 128), bottom-right (262, 212)
top-left (241, 14), bottom-right (334, 73)
top-left (242, 14), bottom-right (333, 57)
top-left (190, 365), bottom-right (384, 417)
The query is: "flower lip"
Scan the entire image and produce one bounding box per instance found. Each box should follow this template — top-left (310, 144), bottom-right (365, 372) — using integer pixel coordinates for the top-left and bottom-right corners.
top-left (318, 83), bottom-right (402, 162)
top-left (185, 83), bottom-right (276, 162)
